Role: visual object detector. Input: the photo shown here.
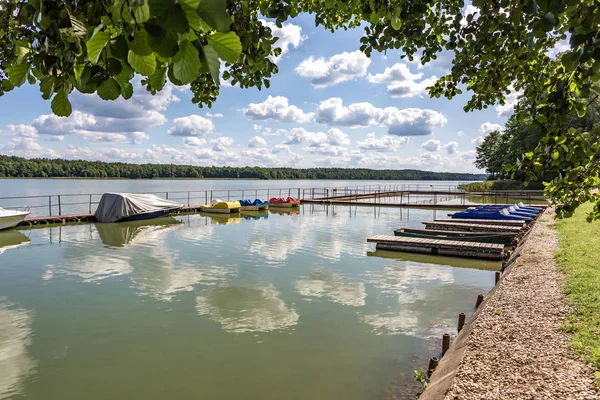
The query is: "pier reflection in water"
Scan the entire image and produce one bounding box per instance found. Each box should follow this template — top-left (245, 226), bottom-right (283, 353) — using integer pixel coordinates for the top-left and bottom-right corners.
top-left (0, 204), bottom-right (496, 400)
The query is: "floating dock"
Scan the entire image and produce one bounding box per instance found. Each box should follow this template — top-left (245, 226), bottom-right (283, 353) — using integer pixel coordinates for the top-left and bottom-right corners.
top-left (367, 235), bottom-right (505, 260)
top-left (422, 221), bottom-right (525, 233)
top-left (19, 214), bottom-right (96, 226)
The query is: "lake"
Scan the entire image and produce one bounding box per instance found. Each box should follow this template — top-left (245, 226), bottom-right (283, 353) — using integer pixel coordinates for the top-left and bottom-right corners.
top-left (0, 203), bottom-right (497, 400)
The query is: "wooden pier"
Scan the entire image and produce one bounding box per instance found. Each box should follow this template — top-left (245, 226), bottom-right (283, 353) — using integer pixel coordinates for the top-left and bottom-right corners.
top-left (367, 235), bottom-right (505, 260)
top-left (19, 214), bottom-right (96, 227)
top-left (433, 218), bottom-right (526, 227)
top-left (422, 221), bottom-right (525, 233)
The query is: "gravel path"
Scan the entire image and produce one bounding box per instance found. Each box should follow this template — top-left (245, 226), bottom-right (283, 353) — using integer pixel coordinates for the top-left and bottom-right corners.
top-left (445, 210), bottom-right (599, 400)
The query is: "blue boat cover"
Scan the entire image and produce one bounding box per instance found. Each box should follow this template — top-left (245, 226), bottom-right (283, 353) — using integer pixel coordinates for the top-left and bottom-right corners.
top-left (239, 199), bottom-right (269, 206)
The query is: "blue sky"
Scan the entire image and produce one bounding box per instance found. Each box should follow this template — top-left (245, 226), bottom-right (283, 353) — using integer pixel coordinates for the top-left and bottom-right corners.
top-left (0, 11), bottom-right (516, 173)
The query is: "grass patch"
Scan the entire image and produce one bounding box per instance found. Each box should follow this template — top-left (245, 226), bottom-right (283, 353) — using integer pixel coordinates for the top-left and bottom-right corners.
top-left (556, 202), bottom-right (600, 374)
top-left (458, 180), bottom-right (544, 191)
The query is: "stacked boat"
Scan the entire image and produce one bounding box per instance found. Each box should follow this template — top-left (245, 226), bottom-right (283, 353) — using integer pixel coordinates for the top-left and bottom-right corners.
top-left (200, 199), bottom-right (241, 214)
top-left (452, 202), bottom-right (543, 222)
top-left (239, 199), bottom-right (269, 211)
top-left (268, 197), bottom-right (301, 208)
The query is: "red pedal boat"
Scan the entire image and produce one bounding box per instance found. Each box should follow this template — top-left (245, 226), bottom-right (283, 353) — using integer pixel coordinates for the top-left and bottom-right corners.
top-left (268, 197), bottom-right (300, 208)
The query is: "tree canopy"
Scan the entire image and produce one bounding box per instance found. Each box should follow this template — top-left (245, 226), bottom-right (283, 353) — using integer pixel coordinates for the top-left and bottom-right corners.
top-left (0, 0), bottom-right (599, 218)
top-left (0, 154), bottom-right (486, 180)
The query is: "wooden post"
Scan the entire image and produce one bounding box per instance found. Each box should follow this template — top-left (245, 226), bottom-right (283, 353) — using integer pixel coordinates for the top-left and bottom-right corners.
top-left (458, 312), bottom-right (466, 332)
top-left (49, 196), bottom-right (52, 216)
top-left (187, 192), bottom-right (190, 206)
top-left (442, 333), bottom-right (450, 356)
top-left (298, 188), bottom-right (300, 199)
top-left (210, 191), bottom-right (213, 202)
top-left (58, 195), bottom-right (62, 216)
top-left (428, 356), bottom-right (439, 376)
top-left (89, 194), bottom-right (92, 214)
top-left (166, 192), bottom-right (169, 200)
top-left (495, 271), bottom-right (501, 284)
top-left (205, 191), bottom-right (208, 205)
top-left (476, 294), bottom-right (484, 308)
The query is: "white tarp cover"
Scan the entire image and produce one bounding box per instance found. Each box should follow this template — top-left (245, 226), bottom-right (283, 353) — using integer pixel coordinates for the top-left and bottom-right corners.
top-left (95, 193), bottom-right (182, 223)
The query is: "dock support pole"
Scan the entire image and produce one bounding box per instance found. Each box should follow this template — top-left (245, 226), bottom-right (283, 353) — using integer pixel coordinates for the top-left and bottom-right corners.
top-left (89, 194), bottom-right (92, 214)
top-left (58, 195), bottom-right (62, 216)
top-left (49, 196), bottom-right (52, 216)
top-left (298, 188), bottom-right (301, 199)
top-left (476, 294), bottom-right (484, 308)
top-left (495, 271), bottom-right (501, 284)
top-left (442, 333), bottom-right (450, 356)
top-left (458, 312), bottom-right (466, 332)
top-left (428, 356), bottom-right (439, 376)
top-left (187, 192), bottom-right (190, 206)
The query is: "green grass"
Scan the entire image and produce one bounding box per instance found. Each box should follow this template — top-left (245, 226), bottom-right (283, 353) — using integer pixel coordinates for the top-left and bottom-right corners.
top-left (557, 202), bottom-right (600, 379)
top-left (458, 180), bottom-right (544, 191)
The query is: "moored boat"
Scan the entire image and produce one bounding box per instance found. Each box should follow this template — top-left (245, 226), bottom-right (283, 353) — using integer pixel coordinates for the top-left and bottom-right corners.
top-left (268, 197), bottom-right (300, 208)
top-left (452, 208), bottom-right (534, 221)
top-left (394, 228), bottom-right (515, 245)
top-left (95, 193), bottom-right (182, 223)
top-left (0, 207), bottom-right (30, 230)
top-left (239, 199), bottom-right (269, 211)
top-left (200, 199), bottom-right (241, 214)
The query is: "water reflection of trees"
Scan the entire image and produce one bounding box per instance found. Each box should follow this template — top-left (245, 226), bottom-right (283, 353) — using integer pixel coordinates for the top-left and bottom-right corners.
top-left (0, 300), bottom-right (35, 400)
top-left (0, 231), bottom-right (30, 256)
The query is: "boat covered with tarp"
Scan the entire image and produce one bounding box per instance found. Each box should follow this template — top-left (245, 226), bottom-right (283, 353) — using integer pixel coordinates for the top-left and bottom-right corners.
top-left (394, 228), bottom-right (515, 245)
top-left (238, 199), bottom-right (269, 211)
top-left (95, 193), bottom-right (182, 223)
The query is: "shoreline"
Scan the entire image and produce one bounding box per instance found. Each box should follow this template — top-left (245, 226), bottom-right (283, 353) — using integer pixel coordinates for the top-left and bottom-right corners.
top-left (421, 209), bottom-right (599, 399)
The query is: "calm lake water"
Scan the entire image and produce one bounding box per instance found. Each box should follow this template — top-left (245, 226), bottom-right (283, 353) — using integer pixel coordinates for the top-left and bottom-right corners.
top-left (0, 204), bottom-right (498, 400)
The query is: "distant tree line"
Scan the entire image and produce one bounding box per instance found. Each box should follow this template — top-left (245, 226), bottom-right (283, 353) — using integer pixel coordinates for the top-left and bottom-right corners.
top-left (0, 155), bottom-right (486, 181)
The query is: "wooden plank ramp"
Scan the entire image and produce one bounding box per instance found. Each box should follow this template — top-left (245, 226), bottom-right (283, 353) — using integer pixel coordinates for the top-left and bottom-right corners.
top-left (434, 218), bottom-right (526, 227)
top-left (367, 235), bottom-right (505, 260)
top-left (423, 221), bottom-right (524, 233)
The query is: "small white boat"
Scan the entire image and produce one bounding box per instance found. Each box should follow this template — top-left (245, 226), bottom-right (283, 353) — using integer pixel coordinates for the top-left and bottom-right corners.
top-left (0, 207), bottom-right (30, 230)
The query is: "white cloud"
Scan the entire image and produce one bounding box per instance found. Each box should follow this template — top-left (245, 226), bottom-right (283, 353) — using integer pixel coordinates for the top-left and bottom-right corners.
top-left (457, 130), bottom-right (465, 137)
top-left (243, 96), bottom-right (313, 123)
top-left (547, 38), bottom-right (570, 59)
top-left (3, 124), bottom-right (38, 138)
top-left (314, 98), bottom-right (447, 136)
top-left (205, 113), bottom-right (224, 118)
top-left (282, 127), bottom-right (350, 156)
top-left (444, 141), bottom-right (459, 154)
top-left (182, 137), bottom-right (207, 147)
top-left (471, 136), bottom-right (485, 146)
top-left (210, 137), bottom-right (235, 152)
top-left (368, 63), bottom-right (437, 98)
top-left (129, 131), bottom-right (149, 145)
top-left (295, 51), bottom-right (371, 88)
top-left (367, 63), bottom-right (422, 83)
top-left (0, 137), bottom-right (59, 158)
top-left (479, 122), bottom-right (503, 134)
top-left (261, 20), bottom-right (306, 63)
top-left (496, 87), bottom-right (521, 118)
top-left (168, 115), bottom-right (215, 137)
top-left (461, 5), bottom-right (480, 26)
top-left (421, 139), bottom-right (441, 152)
top-left (387, 76), bottom-right (438, 98)
top-left (357, 133), bottom-right (406, 152)
top-left (45, 135), bottom-right (64, 142)
top-left (248, 136), bottom-right (268, 148)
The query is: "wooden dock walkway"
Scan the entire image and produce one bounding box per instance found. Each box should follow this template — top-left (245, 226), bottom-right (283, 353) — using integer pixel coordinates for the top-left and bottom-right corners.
top-left (367, 235), bottom-right (505, 260)
top-left (423, 221), bottom-right (525, 233)
top-left (433, 218), bottom-right (527, 227)
top-left (19, 214), bottom-right (96, 227)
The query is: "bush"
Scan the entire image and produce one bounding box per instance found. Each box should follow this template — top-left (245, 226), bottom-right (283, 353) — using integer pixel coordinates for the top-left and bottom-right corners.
top-left (458, 180), bottom-right (544, 191)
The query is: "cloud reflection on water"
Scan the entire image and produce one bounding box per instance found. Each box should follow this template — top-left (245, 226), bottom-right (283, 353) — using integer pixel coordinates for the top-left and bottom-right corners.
top-left (296, 270), bottom-right (366, 307)
top-left (196, 284), bottom-right (299, 333)
top-left (0, 300), bottom-right (36, 400)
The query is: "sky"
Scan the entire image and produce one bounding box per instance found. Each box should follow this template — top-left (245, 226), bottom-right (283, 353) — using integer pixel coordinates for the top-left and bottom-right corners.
top-left (0, 10), bottom-right (520, 173)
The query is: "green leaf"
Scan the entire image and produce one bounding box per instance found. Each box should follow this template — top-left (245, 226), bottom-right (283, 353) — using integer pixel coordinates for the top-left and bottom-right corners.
top-left (73, 64), bottom-right (85, 82)
top-left (39, 77), bottom-right (54, 100)
top-left (160, 4), bottom-right (189, 34)
top-left (68, 11), bottom-right (87, 37)
top-left (110, 36), bottom-right (130, 59)
top-left (148, 30), bottom-right (179, 58)
top-left (180, 0), bottom-right (200, 8)
top-left (202, 45), bottom-right (220, 84)
top-left (15, 45), bottom-right (31, 63)
top-left (541, 12), bottom-right (557, 31)
top-left (198, 0), bottom-right (231, 32)
top-left (133, 2), bottom-right (151, 23)
top-left (148, 67), bottom-right (167, 91)
top-left (115, 74), bottom-right (134, 99)
top-left (167, 65), bottom-right (184, 85)
top-left (6, 62), bottom-right (31, 87)
top-left (207, 32), bottom-right (242, 63)
top-left (97, 78), bottom-right (122, 100)
top-left (128, 28), bottom-right (152, 56)
top-left (87, 30), bottom-right (112, 64)
top-left (51, 91), bottom-right (72, 117)
top-left (183, 6), bottom-right (212, 32)
top-left (107, 58), bottom-right (123, 75)
top-left (148, 0), bottom-right (176, 16)
top-left (173, 40), bottom-right (201, 84)
top-left (127, 51), bottom-right (157, 75)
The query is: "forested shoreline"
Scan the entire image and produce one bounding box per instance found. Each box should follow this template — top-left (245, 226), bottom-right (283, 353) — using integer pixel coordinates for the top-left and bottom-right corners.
top-left (0, 155), bottom-right (485, 181)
